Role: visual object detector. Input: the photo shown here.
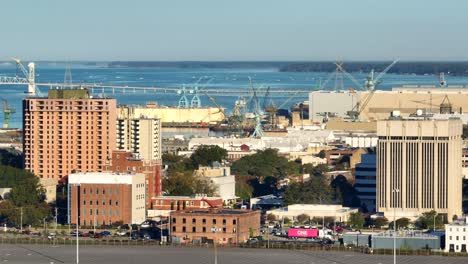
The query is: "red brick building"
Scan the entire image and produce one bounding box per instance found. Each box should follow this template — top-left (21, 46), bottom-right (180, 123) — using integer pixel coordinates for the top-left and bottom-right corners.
top-left (170, 209), bottom-right (260, 244)
top-left (106, 150), bottom-right (162, 207)
top-left (68, 172), bottom-right (146, 226)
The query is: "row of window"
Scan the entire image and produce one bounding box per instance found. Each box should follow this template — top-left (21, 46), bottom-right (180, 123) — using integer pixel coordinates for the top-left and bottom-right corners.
top-left (449, 235), bottom-right (467, 241)
top-left (173, 226), bottom-right (236, 233)
top-left (83, 188), bottom-right (118, 195)
top-left (83, 200), bottom-right (119, 206)
top-left (449, 227), bottom-right (467, 232)
top-left (83, 208), bottom-right (119, 216)
top-left (173, 218), bottom-right (236, 225)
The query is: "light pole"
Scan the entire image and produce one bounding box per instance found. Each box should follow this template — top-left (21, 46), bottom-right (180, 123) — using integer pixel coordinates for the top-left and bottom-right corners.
top-left (211, 227), bottom-right (218, 264)
top-left (266, 221), bottom-right (269, 249)
top-left (392, 188), bottom-right (400, 264)
top-left (74, 183), bottom-right (80, 264)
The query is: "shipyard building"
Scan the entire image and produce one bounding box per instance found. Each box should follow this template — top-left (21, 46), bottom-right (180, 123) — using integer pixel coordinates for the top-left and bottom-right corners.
top-left (309, 86), bottom-right (468, 123)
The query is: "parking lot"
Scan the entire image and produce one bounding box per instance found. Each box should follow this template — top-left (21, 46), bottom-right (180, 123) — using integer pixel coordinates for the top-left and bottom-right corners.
top-left (0, 244), bottom-right (465, 264)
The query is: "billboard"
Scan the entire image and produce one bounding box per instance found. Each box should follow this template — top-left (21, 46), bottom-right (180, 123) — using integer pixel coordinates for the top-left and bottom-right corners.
top-left (287, 228), bottom-right (318, 238)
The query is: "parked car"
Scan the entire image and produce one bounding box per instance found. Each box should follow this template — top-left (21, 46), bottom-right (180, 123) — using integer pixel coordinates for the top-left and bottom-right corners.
top-left (100, 230), bottom-right (111, 236)
top-left (92, 233), bottom-right (103, 239)
top-left (115, 230), bottom-right (128, 236)
top-left (70, 230), bottom-right (83, 236)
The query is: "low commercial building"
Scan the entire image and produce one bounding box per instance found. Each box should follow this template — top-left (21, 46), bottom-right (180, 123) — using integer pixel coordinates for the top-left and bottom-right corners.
top-left (148, 195), bottom-right (223, 217)
top-left (194, 164), bottom-right (236, 203)
top-left (68, 172), bottom-right (146, 226)
top-left (106, 150), bottom-right (162, 208)
top-left (250, 194), bottom-right (283, 210)
top-left (371, 231), bottom-right (441, 250)
top-left (170, 208), bottom-right (260, 244)
top-left (267, 204), bottom-right (358, 223)
top-left (445, 217), bottom-right (468, 252)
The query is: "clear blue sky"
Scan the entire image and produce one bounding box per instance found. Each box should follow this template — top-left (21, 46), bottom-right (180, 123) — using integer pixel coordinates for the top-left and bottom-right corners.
top-left (2, 0), bottom-right (467, 61)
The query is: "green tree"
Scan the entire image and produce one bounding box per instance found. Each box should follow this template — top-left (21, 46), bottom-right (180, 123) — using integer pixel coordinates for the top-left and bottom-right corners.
top-left (231, 149), bottom-right (296, 179)
top-left (374, 217), bottom-right (389, 228)
top-left (348, 212), bottom-right (365, 229)
top-left (163, 171), bottom-right (217, 196)
top-left (283, 176), bottom-right (334, 205)
top-left (266, 213), bottom-right (277, 222)
top-left (317, 150), bottom-right (326, 159)
top-left (331, 175), bottom-right (361, 207)
top-left (235, 177), bottom-right (253, 200)
top-left (415, 210), bottom-right (444, 230)
top-left (190, 145), bottom-right (227, 167)
top-left (302, 163), bottom-right (330, 177)
top-left (395, 217), bottom-right (411, 229)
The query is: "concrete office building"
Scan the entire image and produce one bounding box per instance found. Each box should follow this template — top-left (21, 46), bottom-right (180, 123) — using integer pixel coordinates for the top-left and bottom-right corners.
top-left (68, 172), bottom-right (146, 226)
top-left (376, 117), bottom-right (463, 221)
top-left (116, 116), bottom-right (162, 161)
top-left (23, 89), bottom-right (116, 181)
top-left (354, 153), bottom-right (377, 212)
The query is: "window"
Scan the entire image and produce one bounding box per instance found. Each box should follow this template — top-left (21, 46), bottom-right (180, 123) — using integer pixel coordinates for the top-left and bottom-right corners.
top-left (109, 200), bottom-right (112, 205)
top-left (202, 219), bottom-right (206, 224)
top-left (83, 188), bottom-right (86, 194)
top-left (223, 219), bottom-right (226, 225)
top-left (192, 218), bottom-right (196, 224)
top-left (115, 189), bottom-right (118, 195)
top-left (90, 188), bottom-right (93, 194)
top-left (172, 218), bottom-right (176, 224)
top-left (102, 189), bottom-right (105, 195)
top-left (102, 200), bottom-right (106, 205)
top-left (172, 226), bottom-right (176, 232)
top-left (233, 219), bottom-right (237, 225)
top-left (109, 188), bottom-right (112, 195)
top-left (96, 189), bottom-right (99, 195)
top-left (109, 210), bottom-right (112, 216)
top-left (182, 226), bottom-right (186, 232)
top-left (90, 201), bottom-right (93, 205)
top-left (83, 200), bottom-right (86, 205)
top-left (192, 227), bottom-right (196, 233)
top-left (83, 209), bottom-right (86, 215)
top-left (116, 200), bottom-right (119, 206)
top-left (183, 218), bottom-right (186, 224)
top-left (223, 228), bottom-right (226, 233)
top-left (457, 236), bottom-right (459, 241)
top-left (90, 209), bottom-right (93, 215)
top-left (115, 210), bottom-right (119, 216)
top-left (213, 219), bottom-right (217, 225)
top-left (103, 210), bottom-right (106, 216)
top-left (96, 200), bottom-right (98, 205)
top-left (203, 227), bottom-right (206, 233)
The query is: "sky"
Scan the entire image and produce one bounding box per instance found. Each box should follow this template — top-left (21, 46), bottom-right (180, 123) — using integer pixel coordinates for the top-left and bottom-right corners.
top-left (1, 0), bottom-right (468, 61)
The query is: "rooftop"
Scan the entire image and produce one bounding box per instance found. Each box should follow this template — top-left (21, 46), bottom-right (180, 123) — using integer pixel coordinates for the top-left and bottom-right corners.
top-left (68, 172), bottom-right (144, 185)
top-left (171, 209), bottom-right (256, 215)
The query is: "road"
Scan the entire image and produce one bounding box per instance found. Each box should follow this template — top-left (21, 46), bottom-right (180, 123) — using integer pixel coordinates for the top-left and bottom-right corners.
top-left (0, 244), bottom-right (464, 264)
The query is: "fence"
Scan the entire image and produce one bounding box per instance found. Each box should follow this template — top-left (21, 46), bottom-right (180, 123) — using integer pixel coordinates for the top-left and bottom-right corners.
top-left (1, 236), bottom-right (468, 258)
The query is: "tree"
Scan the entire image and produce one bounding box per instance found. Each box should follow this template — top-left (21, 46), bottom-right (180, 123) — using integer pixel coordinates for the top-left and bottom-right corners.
top-left (317, 150), bottom-right (326, 159)
top-left (374, 217), bottom-right (389, 228)
top-left (395, 217), bottom-right (411, 229)
top-left (331, 175), bottom-right (361, 207)
top-left (163, 171), bottom-right (217, 197)
top-left (296, 214), bottom-right (310, 224)
top-left (231, 149), bottom-right (296, 179)
top-left (190, 145), bottom-right (227, 167)
top-left (348, 212), bottom-right (365, 229)
top-left (283, 176), bottom-right (334, 205)
top-left (235, 177), bottom-right (253, 200)
top-left (302, 163), bottom-right (330, 177)
top-left (283, 217), bottom-right (291, 225)
top-left (415, 210), bottom-right (444, 230)
top-left (266, 213), bottom-right (277, 222)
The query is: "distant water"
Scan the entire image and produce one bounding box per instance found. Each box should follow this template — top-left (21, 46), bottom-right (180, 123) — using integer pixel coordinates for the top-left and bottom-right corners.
top-left (1, 62), bottom-right (468, 128)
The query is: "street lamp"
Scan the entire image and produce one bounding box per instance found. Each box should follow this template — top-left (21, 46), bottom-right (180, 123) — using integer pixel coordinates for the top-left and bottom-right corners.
top-left (392, 188), bottom-right (400, 264)
top-left (211, 227), bottom-right (219, 264)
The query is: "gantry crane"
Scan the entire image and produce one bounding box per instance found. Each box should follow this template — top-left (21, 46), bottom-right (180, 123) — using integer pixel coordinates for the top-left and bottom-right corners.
top-left (0, 97), bottom-right (16, 128)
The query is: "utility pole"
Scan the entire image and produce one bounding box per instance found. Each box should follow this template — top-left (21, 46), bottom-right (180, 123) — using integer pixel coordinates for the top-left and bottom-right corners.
top-left (20, 207), bottom-right (23, 233)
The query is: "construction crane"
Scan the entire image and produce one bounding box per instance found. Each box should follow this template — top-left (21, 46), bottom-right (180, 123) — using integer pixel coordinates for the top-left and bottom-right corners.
top-left (0, 97), bottom-right (16, 128)
top-left (12, 57), bottom-right (38, 95)
top-left (344, 60), bottom-right (399, 120)
top-left (247, 77), bottom-right (264, 138)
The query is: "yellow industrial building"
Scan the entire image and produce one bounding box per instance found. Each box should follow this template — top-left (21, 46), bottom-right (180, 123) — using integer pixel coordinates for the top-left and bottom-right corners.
top-left (117, 103), bottom-right (225, 125)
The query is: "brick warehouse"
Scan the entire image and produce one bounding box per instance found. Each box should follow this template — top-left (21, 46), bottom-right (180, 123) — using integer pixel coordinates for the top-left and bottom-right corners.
top-left (68, 172), bottom-right (146, 226)
top-left (170, 209), bottom-right (260, 244)
top-left (106, 150), bottom-right (162, 207)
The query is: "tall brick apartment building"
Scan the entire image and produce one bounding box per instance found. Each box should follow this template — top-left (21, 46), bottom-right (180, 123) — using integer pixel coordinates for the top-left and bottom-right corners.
top-left (23, 89), bottom-right (116, 181)
top-left (106, 150), bottom-right (162, 207)
top-left (170, 209), bottom-right (260, 244)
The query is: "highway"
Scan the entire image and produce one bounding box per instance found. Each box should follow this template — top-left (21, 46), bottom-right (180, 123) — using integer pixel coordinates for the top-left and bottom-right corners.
top-left (0, 244), bottom-right (464, 264)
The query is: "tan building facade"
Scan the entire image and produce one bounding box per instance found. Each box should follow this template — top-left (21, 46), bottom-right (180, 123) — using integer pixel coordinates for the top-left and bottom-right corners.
top-left (170, 209), bottom-right (260, 244)
top-left (68, 172), bottom-right (146, 226)
top-left (23, 89), bottom-right (116, 181)
top-left (116, 116), bottom-right (162, 161)
top-left (376, 118), bottom-right (463, 221)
